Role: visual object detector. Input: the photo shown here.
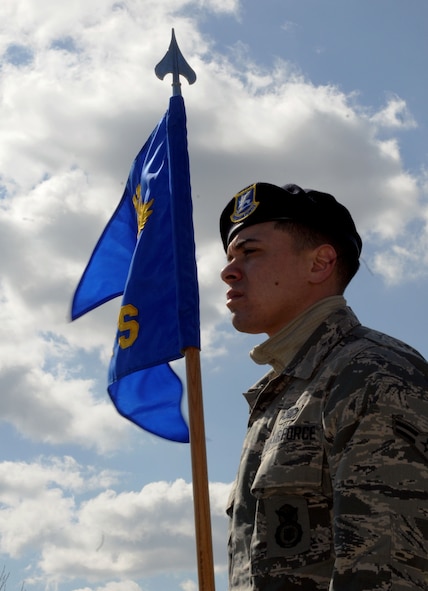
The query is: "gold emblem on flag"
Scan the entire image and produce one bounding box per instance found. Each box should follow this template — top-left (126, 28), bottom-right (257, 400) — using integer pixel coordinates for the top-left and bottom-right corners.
top-left (133, 184), bottom-right (154, 236)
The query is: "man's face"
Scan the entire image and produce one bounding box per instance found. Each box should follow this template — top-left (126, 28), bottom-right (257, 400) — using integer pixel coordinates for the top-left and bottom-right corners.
top-left (221, 222), bottom-right (315, 337)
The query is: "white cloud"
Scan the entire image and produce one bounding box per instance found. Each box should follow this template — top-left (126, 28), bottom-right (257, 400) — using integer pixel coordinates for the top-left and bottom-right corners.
top-left (72, 583), bottom-right (144, 591)
top-left (370, 95), bottom-right (417, 129)
top-left (0, 457), bottom-right (119, 556)
top-left (199, 0), bottom-right (240, 13)
top-left (281, 20), bottom-right (298, 33)
top-left (38, 479), bottom-right (229, 580)
top-left (1, 0), bottom-right (427, 450)
top-left (0, 2), bottom-right (427, 590)
top-left (371, 217), bottom-right (428, 285)
top-left (0, 459), bottom-right (230, 586)
top-left (0, 364), bottom-right (129, 452)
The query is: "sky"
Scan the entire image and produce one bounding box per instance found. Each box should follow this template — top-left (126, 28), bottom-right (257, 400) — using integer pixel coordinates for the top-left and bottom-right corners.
top-left (1, 0), bottom-right (428, 590)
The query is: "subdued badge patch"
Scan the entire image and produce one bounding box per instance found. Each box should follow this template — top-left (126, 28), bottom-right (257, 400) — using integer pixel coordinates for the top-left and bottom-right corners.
top-left (275, 504), bottom-right (303, 548)
top-left (266, 496), bottom-right (310, 557)
top-left (393, 415), bottom-right (428, 464)
top-left (230, 184), bottom-right (260, 223)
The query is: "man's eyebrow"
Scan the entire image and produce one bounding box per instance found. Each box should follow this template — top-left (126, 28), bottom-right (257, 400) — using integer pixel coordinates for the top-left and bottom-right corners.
top-left (234, 237), bottom-right (260, 250)
top-left (226, 237), bottom-right (261, 260)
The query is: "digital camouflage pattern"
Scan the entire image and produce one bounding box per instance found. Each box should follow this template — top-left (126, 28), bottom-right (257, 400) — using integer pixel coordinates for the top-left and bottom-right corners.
top-left (227, 307), bottom-right (428, 590)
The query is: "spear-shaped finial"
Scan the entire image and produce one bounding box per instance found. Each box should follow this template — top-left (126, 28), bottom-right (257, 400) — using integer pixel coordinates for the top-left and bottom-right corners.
top-left (155, 29), bottom-right (197, 96)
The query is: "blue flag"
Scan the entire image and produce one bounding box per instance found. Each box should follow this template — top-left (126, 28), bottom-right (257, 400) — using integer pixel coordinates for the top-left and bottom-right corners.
top-left (71, 95), bottom-right (200, 443)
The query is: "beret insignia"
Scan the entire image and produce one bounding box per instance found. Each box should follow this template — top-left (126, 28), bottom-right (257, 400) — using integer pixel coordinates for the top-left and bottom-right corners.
top-left (230, 184), bottom-right (260, 223)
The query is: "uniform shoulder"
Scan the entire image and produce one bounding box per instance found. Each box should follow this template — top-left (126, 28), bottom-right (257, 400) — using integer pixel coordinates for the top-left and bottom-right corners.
top-left (352, 324), bottom-right (428, 373)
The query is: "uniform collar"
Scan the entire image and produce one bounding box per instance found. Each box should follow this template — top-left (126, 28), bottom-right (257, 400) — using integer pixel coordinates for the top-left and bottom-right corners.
top-left (250, 296), bottom-right (347, 374)
top-left (244, 305), bottom-right (361, 410)
top-left (283, 305), bottom-right (361, 380)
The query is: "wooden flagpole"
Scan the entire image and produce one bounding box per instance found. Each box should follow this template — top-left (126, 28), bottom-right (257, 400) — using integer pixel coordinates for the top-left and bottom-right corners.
top-left (156, 31), bottom-right (216, 591)
top-left (185, 347), bottom-right (216, 591)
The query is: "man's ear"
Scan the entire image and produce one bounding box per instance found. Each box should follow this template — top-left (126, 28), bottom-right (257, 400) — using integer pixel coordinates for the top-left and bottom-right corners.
top-left (309, 244), bottom-right (337, 283)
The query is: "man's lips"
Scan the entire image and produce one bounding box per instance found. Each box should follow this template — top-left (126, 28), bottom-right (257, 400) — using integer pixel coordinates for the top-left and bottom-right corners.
top-left (226, 289), bottom-right (244, 308)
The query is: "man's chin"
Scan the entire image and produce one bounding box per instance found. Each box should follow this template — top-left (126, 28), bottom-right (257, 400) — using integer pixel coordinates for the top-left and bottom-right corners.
top-left (231, 316), bottom-right (263, 335)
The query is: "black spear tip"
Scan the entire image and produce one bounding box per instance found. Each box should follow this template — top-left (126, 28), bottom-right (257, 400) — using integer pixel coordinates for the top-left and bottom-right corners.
top-left (155, 28), bottom-right (196, 95)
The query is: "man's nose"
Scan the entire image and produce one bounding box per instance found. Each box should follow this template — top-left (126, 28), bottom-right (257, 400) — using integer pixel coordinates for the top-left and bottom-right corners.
top-left (220, 261), bottom-right (242, 283)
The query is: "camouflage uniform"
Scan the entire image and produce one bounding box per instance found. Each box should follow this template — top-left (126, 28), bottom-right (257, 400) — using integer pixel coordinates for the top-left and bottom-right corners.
top-left (227, 306), bottom-right (428, 590)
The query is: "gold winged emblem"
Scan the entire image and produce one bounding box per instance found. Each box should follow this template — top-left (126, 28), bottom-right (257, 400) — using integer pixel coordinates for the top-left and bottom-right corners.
top-left (133, 184), bottom-right (154, 236)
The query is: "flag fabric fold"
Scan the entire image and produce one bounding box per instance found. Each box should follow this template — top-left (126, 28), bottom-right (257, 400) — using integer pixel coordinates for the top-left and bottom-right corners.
top-left (71, 95), bottom-right (200, 443)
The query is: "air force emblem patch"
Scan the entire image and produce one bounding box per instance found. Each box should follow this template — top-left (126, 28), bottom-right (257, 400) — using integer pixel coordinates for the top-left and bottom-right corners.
top-left (230, 184), bottom-right (260, 223)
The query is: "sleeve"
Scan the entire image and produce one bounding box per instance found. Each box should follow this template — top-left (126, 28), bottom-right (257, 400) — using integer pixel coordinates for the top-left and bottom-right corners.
top-left (323, 351), bottom-right (428, 591)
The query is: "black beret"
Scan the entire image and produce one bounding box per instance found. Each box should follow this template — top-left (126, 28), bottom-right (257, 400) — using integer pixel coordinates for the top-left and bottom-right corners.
top-left (219, 182), bottom-right (362, 257)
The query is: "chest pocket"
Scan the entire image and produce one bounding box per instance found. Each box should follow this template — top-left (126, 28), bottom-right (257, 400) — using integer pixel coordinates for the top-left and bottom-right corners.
top-left (251, 389), bottom-right (325, 498)
top-left (249, 389), bottom-right (333, 576)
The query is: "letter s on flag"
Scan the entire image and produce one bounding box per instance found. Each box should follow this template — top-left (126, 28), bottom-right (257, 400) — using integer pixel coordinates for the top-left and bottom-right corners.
top-left (118, 304), bottom-right (139, 349)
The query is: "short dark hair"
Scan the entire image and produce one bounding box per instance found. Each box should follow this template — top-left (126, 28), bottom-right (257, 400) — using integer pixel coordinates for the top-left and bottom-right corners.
top-left (274, 219), bottom-right (360, 292)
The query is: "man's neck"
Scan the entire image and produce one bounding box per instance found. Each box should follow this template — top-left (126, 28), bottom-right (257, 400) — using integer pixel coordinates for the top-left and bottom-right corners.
top-left (250, 296), bottom-right (347, 374)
